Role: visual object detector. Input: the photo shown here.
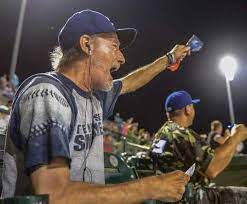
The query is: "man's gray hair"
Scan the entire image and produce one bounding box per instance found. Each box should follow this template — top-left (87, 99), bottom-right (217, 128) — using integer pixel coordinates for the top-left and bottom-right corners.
top-left (50, 44), bottom-right (85, 71)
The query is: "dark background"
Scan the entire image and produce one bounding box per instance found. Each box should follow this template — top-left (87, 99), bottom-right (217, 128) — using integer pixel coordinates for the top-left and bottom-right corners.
top-left (1, 0), bottom-right (247, 134)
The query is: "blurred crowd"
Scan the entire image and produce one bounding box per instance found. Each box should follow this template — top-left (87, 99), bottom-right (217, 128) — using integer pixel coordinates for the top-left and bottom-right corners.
top-left (0, 74), bottom-right (18, 135)
top-left (103, 113), bottom-right (154, 154)
top-left (104, 116), bottom-right (247, 155)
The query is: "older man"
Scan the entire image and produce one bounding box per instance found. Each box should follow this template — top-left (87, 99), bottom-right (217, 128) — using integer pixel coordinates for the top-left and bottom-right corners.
top-left (151, 90), bottom-right (247, 203)
top-left (3, 10), bottom-right (191, 203)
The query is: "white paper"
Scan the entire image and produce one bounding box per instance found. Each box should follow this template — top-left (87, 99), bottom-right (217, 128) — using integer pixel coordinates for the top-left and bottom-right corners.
top-left (185, 163), bottom-right (196, 176)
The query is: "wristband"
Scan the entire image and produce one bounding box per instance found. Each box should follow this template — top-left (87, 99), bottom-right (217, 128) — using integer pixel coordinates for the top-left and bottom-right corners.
top-left (166, 52), bottom-right (176, 65)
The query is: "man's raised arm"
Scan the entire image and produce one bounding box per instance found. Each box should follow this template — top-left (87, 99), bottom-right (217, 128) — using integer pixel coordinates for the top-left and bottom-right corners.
top-left (119, 45), bottom-right (190, 95)
top-left (205, 124), bottom-right (247, 179)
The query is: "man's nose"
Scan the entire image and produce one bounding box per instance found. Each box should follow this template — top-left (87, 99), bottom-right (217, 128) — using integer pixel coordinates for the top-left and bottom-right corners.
top-left (118, 50), bottom-right (125, 65)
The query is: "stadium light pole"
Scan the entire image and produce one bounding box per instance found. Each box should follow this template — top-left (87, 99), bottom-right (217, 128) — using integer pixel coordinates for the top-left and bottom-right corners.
top-left (219, 56), bottom-right (237, 126)
top-left (9, 0), bottom-right (28, 82)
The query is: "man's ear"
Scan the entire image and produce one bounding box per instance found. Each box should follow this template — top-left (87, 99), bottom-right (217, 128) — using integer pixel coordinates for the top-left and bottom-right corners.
top-left (79, 35), bottom-right (92, 55)
top-left (184, 105), bottom-right (191, 115)
top-left (166, 112), bottom-right (169, 120)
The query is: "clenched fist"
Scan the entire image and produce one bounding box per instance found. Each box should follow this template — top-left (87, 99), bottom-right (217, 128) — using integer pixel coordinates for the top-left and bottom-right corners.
top-left (150, 170), bottom-right (190, 202)
top-left (169, 45), bottom-right (190, 62)
top-left (231, 124), bottom-right (247, 142)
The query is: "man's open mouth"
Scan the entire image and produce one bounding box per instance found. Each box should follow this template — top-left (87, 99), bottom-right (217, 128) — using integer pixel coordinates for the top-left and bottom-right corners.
top-left (110, 67), bottom-right (118, 73)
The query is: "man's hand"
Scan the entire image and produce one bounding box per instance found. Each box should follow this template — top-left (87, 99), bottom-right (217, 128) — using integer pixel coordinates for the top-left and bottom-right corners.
top-left (224, 129), bottom-right (231, 138)
top-left (206, 123), bottom-right (247, 179)
top-left (169, 45), bottom-right (190, 62)
top-left (152, 170), bottom-right (190, 202)
top-left (231, 124), bottom-right (247, 142)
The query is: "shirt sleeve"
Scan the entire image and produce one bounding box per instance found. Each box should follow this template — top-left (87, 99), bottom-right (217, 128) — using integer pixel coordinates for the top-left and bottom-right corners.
top-left (195, 136), bottom-right (214, 173)
top-left (96, 80), bottom-right (122, 120)
top-left (11, 82), bottom-right (73, 172)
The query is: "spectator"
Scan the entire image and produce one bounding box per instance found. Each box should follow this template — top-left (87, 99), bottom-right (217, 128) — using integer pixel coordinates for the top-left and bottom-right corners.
top-left (207, 120), bottom-right (230, 149)
top-left (114, 113), bottom-right (124, 129)
top-left (121, 117), bottom-right (134, 136)
top-left (151, 90), bottom-right (247, 203)
top-left (0, 105), bottom-right (10, 133)
top-left (103, 133), bottom-right (114, 153)
top-left (0, 74), bottom-right (17, 106)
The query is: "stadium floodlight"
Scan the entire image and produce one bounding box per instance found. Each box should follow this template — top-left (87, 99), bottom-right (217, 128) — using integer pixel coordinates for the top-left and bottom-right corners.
top-left (219, 56), bottom-right (237, 81)
top-left (219, 56), bottom-right (237, 125)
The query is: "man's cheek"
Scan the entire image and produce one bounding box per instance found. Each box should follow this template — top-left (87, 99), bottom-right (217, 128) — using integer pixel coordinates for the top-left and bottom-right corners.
top-left (98, 43), bottom-right (112, 54)
top-left (93, 52), bottom-right (112, 68)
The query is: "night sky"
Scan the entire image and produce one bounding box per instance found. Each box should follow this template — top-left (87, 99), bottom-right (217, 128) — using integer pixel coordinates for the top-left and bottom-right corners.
top-left (1, 0), bottom-right (247, 134)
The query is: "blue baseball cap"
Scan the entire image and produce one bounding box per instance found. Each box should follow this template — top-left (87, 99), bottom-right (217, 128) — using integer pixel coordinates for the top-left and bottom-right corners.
top-left (58, 9), bottom-right (137, 51)
top-left (164, 91), bottom-right (200, 112)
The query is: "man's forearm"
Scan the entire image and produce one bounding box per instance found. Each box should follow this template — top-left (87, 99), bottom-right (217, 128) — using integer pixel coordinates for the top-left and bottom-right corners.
top-left (47, 176), bottom-right (155, 204)
top-left (120, 55), bottom-right (169, 95)
top-left (215, 136), bottom-right (228, 145)
top-left (32, 162), bottom-right (190, 204)
top-left (205, 135), bottom-right (241, 179)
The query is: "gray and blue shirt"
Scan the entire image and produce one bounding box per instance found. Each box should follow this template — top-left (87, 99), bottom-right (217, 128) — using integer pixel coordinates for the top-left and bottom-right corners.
top-left (2, 72), bottom-right (122, 197)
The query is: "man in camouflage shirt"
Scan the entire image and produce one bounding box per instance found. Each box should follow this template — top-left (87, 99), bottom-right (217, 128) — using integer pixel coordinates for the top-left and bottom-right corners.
top-left (153, 120), bottom-right (213, 187)
top-left (151, 91), bottom-right (247, 203)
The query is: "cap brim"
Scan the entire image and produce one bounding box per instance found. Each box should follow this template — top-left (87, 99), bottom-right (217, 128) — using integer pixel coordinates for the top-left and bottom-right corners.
top-left (192, 99), bottom-right (200, 104)
top-left (116, 28), bottom-right (137, 50)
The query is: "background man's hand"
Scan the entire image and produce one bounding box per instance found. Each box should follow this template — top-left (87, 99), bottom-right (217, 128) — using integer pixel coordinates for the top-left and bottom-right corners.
top-left (224, 129), bottom-right (231, 138)
top-left (152, 170), bottom-right (190, 202)
top-left (169, 45), bottom-right (190, 62)
top-left (231, 124), bottom-right (247, 142)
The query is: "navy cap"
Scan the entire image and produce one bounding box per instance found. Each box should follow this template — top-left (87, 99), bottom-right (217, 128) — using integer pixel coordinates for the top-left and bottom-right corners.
top-left (58, 9), bottom-right (137, 51)
top-left (164, 91), bottom-right (200, 112)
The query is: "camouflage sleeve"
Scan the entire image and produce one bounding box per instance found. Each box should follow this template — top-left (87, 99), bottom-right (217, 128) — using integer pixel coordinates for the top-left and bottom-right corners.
top-left (194, 134), bottom-right (214, 173)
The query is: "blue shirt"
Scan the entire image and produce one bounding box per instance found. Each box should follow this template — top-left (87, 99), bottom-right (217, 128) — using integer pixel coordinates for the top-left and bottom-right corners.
top-left (2, 72), bottom-right (122, 197)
